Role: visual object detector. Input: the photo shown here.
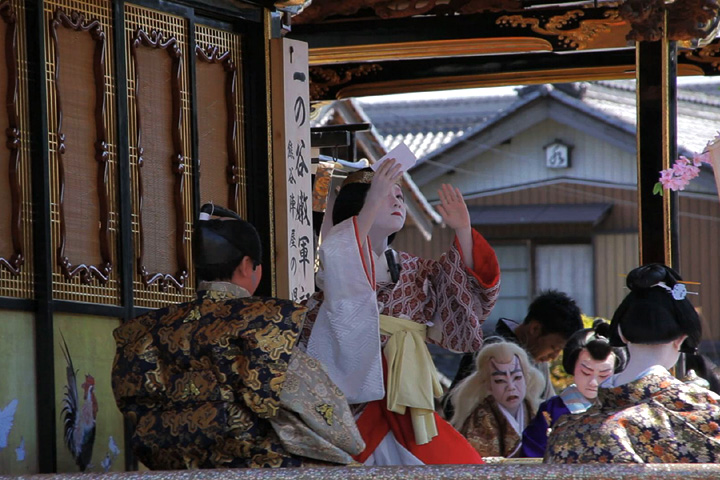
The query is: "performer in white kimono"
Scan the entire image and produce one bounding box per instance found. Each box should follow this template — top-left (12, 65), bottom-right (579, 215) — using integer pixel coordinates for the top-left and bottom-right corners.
top-left (302, 159), bottom-right (501, 465)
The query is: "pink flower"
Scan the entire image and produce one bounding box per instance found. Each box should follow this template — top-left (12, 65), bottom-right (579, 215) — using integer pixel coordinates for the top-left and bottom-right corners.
top-left (657, 133), bottom-right (718, 194)
top-left (666, 177), bottom-right (686, 191)
top-left (692, 152), bottom-right (709, 166)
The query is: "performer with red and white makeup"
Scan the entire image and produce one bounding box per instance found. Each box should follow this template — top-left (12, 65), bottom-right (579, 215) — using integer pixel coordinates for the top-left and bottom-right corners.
top-left (301, 159), bottom-right (500, 465)
top-left (520, 320), bottom-right (626, 458)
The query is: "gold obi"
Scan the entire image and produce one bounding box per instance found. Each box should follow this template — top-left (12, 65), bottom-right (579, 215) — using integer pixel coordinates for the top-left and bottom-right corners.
top-left (379, 314), bottom-right (443, 445)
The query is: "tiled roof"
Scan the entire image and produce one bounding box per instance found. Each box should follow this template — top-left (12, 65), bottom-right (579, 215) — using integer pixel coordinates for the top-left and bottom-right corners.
top-left (356, 87), bottom-right (518, 161)
top-left (345, 80), bottom-right (720, 161)
top-left (584, 80), bottom-right (720, 155)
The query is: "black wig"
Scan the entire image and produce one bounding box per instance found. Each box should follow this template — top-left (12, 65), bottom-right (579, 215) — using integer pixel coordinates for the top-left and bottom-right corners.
top-left (332, 168), bottom-right (398, 244)
top-left (562, 320), bottom-right (627, 375)
top-left (609, 263), bottom-right (701, 354)
top-left (193, 204), bottom-right (262, 282)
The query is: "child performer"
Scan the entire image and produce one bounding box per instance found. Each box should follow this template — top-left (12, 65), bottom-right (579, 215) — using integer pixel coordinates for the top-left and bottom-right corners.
top-left (546, 264), bottom-right (720, 463)
top-left (521, 321), bottom-right (626, 457)
top-left (449, 341), bottom-right (544, 458)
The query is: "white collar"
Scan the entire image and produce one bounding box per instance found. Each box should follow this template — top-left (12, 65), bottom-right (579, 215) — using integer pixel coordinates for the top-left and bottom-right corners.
top-left (374, 248), bottom-right (397, 283)
top-left (497, 402), bottom-right (525, 436)
top-left (602, 365), bottom-right (669, 388)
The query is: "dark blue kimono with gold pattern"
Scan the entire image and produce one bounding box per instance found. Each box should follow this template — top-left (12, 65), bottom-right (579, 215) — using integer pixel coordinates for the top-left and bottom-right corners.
top-left (546, 370), bottom-right (720, 463)
top-left (112, 284), bottom-right (310, 469)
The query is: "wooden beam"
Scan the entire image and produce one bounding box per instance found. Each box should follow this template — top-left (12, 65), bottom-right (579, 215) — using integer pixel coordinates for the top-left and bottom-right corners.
top-left (636, 38), bottom-right (679, 268)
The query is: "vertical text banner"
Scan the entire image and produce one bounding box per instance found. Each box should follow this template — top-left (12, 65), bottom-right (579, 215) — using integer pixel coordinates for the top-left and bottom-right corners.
top-left (271, 38), bottom-right (314, 302)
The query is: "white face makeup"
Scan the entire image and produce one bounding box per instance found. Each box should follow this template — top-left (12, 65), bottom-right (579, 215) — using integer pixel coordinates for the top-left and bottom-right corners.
top-left (489, 355), bottom-right (526, 416)
top-left (573, 349), bottom-right (615, 400)
top-left (370, 183), bottom-right (406, 237)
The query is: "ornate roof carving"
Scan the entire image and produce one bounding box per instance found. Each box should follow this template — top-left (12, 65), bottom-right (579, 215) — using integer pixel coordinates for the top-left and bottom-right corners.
top-left (294, 0), bottom-right (720, 45)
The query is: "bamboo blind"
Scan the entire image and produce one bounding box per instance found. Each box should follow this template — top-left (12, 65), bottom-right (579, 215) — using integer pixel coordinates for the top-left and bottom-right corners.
top-left (195, 23), bottom-right (246, 218)
top-left (0, 0), bottom-right (33, 299)
top-left (44, 0), bottom-right (120, 304)
top-left (125, 3), bottom-right (194, 307)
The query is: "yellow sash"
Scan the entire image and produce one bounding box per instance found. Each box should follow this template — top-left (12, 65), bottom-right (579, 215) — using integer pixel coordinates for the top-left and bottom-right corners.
top-left (379, 314), bottom-right (443, 445)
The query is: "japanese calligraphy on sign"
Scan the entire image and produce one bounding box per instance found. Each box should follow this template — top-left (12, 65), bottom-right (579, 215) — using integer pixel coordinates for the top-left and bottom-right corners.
top-left (271, 38), bottom-right (314, 302)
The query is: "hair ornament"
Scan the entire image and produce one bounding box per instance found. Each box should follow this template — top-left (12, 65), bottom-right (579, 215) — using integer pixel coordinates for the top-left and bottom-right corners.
top-left (341, 168), bottom-right (404, 188)
top-left (653, 281), bottom-right (698, 300)
top-left (199, 202), bottom-right (214, 221)
top-left (342, 170), bottom-right (375, 187)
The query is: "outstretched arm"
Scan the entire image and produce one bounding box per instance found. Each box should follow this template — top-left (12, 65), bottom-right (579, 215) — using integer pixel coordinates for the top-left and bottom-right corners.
top-left (437, 184), bottom-right (474, 270)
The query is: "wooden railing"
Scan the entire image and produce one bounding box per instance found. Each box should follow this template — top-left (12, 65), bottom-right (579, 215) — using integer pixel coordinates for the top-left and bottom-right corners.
top-left (5, 463), bottom-right (720, 480)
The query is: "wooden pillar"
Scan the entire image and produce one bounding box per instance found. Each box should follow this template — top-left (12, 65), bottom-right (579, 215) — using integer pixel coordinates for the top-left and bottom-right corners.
top-left (635, 36), bottom-right (679, 268)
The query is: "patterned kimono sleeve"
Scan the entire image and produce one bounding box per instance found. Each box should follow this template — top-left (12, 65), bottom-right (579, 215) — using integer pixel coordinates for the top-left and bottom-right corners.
top-left (111, 308), bottom-right (174, 421)
top-left (427, 228), bottom-right (500, 352)
top-left (520, 398), bottom-right (558, 458)
top-left (461, 399), bottom-right (503, 457)
top-left (221, 298), bottom-right (306, 420)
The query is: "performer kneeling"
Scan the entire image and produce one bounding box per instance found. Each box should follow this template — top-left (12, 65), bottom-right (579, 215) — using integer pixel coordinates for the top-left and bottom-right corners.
top-left (521, 320), bottom-right (626, 457)
top-left (450, 341), bottom-right (544, 458)
top-left (112, 205), bottom-right (364, 469)
top-left (546, 264), bottom-right (720, 463)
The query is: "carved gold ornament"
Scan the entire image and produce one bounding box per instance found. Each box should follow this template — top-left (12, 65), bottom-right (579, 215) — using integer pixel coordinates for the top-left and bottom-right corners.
top-left (497, 10), bottom-right (623, 49)
top-left (309, 64), bottom-right (383, 100)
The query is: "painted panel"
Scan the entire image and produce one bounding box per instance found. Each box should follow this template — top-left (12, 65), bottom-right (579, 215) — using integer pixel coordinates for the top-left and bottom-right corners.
top-left (0, 310), bottom-right (37, 473)
top-left (53, 314), bottom-right (124, 473)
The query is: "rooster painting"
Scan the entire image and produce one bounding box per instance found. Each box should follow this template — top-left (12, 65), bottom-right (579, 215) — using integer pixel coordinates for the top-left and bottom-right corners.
top-left (60, 335), bottom-right (97, 471)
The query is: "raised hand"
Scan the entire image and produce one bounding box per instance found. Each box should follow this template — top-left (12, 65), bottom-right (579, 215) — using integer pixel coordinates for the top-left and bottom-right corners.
top-left (356, 159), bottom-right (403, 248)
top-left (437, 184), bottom-right (474, 269)
top-left (437, 184), bottom-right (470, 231)
top-left (367, 159), bottom-right (403, 201)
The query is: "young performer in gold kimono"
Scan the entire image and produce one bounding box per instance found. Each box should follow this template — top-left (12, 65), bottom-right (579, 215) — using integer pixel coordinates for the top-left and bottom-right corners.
top-left (449, 341), bottom-right (544, 457)
top-left (112, 205), bottom-right (364, 469)
top-left (546, 264), bottom-right (720, 463)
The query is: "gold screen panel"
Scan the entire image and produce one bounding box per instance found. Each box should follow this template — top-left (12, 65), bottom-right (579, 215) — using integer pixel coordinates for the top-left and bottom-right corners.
top-left (195, 24), bottom-right (246, 217)
top-left (45, 0), bottom-right (119, 304)
top-left (125, 4), bottom-right (194, 307)
top-left (0, 0), bottom-right (32, 299)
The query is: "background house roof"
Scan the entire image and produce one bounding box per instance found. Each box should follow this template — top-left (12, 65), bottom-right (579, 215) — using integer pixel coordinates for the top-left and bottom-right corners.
top-left (351, 80), bottom-right (720, 163)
